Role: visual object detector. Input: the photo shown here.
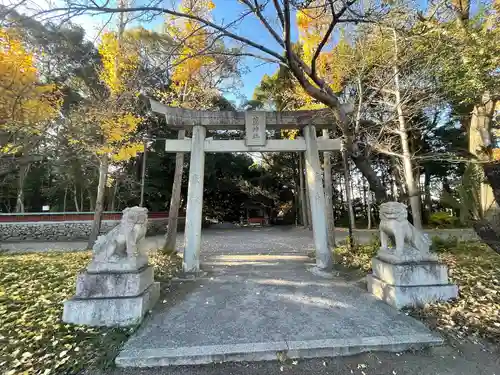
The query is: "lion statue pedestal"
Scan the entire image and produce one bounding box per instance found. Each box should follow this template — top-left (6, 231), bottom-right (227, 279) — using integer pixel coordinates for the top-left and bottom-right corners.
top-left (63, 207), bottom-right (159, 327)
top-left (367, 202), bottom-right (458, 309)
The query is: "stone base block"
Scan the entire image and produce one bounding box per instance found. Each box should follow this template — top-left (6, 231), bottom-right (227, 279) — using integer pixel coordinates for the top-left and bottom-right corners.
top-left (367, 274), bottom-right (458, 309)
top-left (377, 247), bottom-right (438, 264)
top-left (75, 266), bottom-right (154, 298)
top-left (62, 282), bottom-right (160, 327)
top-left (372, 257), bottom-right (449, 286)
top-left (87, 255), bottom-right (148, 273)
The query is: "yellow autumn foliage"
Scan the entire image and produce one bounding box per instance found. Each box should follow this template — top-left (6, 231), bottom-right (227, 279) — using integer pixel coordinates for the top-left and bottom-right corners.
top-left (160, 0), bottom-right (217, 109)
top-left (100, 112), bottom-right (141, 143)
top-left (98, 32), bottom-right (139, 96)
top-left (0, 27), bottom-right (60, 135)
top-left (77, 32), bottom-right (144, 162)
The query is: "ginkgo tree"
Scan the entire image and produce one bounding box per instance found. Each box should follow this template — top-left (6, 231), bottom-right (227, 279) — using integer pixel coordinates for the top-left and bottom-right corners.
top-left (0, 27), bottom-right (61, 211)
top-left (70, 26), bottom-right (144, 248)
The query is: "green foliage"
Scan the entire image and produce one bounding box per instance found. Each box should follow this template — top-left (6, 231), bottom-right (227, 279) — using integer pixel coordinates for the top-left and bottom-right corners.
top-left (415, 7), bottom-right (500, 107)
top-left (429, 211), bottom-right (459, 228)
top-left (430, 235), bottom-right (459, 253)
top-left (0, 251), bottom-right (179, 374)
top-left (251, 69), bottom-right (306, 111)
top-left (334, 238), bottom-right (379, 272)
top-left (440, 163), bottom-right (483, 225)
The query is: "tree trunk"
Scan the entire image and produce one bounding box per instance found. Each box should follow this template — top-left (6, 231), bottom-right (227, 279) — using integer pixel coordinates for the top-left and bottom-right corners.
top-left (140, 139), bottom-right (148, 207)
top-left (363, 180), bottom-right (372, 229)
top-left (469, 94), bottom-right (497, 215)
top-left (391, 157), bottom-right (405, 200)
top-left (299, 152), bottom-right (308, 227)
top-left (63, 187), bottom-right (68, 212)
top-left (339, 176), bottom-right (344, 207)
top-left (473, 219), bottom-right (500, 255)
top-left (304, 153), bottom-right (313, 230)
top-left (15, 162), bottom-right (30, 213)
top-left (342, 147), bottom-right (356, 231)
top-left (398, 122), bottom-right (422, 228)
top-left (342, 147), bottom-right (355, 249)
top-left (322, 129), bottom-right (336, 247)
top-left (367, 190), bottom-right (372, 230)
top-left (293, 152), bottom-right (300, 225)
top-left (163, 130), bottom-right (186, 253)
top-left (482, 163), bottom-right (500, 209)
top-left (80, 186), bottom-right (84, 211)
top-left (111, 179), bottom-right (119, 211)
top-left (88, 154), bottom-right (109, 249)
top-left (73, 185), bottom-right (80, 212)
top-left (471, 137), bottom-right (500, 256)
top-left (350, 151), bottom-right (387, 203)
top-left (392, 29), bottom-right (422, 229)
top-left (88, 188), bottom-right (95, 211)
top-left (424, 168), bottom-right (432, 224)
top-left (389, 175), bottom-right (396, 200)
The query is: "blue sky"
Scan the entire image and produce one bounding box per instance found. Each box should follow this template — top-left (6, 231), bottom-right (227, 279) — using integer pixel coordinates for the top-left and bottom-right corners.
top-left (212, 1), bottom-right (283, 103)
top-left (143, 0), bottom-right (289, 105)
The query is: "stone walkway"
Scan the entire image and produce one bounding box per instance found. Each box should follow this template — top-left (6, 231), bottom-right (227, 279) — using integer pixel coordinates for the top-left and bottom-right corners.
top-left (115, 228), bottom-right (446, 367)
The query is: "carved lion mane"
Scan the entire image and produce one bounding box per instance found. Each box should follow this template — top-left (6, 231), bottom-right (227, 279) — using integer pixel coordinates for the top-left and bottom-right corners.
top-left (379, 201), bottom-right (408, 222)
top-left (92, 206), bottom-right (148, 263)
top-left (379, 202), bottom-right (430, 256)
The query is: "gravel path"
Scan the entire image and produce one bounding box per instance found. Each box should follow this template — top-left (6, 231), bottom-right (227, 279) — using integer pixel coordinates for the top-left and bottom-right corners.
top-left (0, 227), bottom-right (477, 253)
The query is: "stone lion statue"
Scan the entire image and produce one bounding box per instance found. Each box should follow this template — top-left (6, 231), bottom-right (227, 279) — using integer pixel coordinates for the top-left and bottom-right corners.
top-left (91, 206), bottom-right (148, 264)
top-left (379, 202), bottom-right (430, 257)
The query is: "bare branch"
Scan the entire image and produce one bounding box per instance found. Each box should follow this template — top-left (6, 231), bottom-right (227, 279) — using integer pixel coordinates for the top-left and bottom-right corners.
top-left (34, 3), bottom-right (287, 63)
top-left (271, 0), bottom-right (284, 26)
top-left (240, 0), bottom-right (284, 47)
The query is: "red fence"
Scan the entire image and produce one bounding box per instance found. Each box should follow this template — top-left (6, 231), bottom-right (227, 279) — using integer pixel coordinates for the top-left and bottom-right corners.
top-left (247, 217), bottom-right (268, 225)
top-left (0, 211), bottom-right (170, 223)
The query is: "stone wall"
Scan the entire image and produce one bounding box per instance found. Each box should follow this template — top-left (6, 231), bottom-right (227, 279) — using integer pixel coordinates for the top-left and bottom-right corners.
top-left (0, 218), bottom-right (182, 242)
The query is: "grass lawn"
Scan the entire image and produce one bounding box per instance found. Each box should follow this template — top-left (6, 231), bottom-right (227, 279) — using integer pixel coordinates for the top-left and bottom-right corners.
top-left (0, 250), bottom-right (180, 375)
top-left (334, 238), bottom-right (500, 344)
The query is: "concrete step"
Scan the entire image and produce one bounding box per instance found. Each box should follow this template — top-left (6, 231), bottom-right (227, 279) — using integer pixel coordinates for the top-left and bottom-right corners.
top-left (115, 334), bottom-right (443, 367)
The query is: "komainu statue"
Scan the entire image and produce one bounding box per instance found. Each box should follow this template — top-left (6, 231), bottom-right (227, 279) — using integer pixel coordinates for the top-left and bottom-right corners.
top-left (87, 206), bottom-right (149, 272)
top-left (63, 206), bottom-right (159, 326)
top-left (367, 201), bottom-right (457, 308)
top-left (378, 202), bottom-right (435, 262)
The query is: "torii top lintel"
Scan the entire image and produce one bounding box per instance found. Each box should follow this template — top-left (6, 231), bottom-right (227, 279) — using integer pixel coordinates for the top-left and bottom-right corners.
top-left (150, 99), bottom-right (335, 130)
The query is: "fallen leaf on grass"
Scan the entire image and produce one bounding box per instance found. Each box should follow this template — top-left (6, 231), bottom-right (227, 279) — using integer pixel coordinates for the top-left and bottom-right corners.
top-left (0, 250), bottom-right (180, 375)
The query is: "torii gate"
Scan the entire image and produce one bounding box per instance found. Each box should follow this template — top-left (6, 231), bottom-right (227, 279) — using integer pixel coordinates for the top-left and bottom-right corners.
top-left (151, 99), bottom-right (341, 274)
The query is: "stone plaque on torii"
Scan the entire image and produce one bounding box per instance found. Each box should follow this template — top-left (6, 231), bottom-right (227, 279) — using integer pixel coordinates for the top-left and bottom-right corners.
top-left (150, 99), bottom-right (341, 275)
top-left (245, 111), bottom-right (266, 146)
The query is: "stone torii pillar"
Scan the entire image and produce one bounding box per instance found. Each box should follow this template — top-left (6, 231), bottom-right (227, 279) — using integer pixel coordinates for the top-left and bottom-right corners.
top-left (304, 125), bottom-right (333, 272)
top-left (183, 125), bottom-right (206, 273)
